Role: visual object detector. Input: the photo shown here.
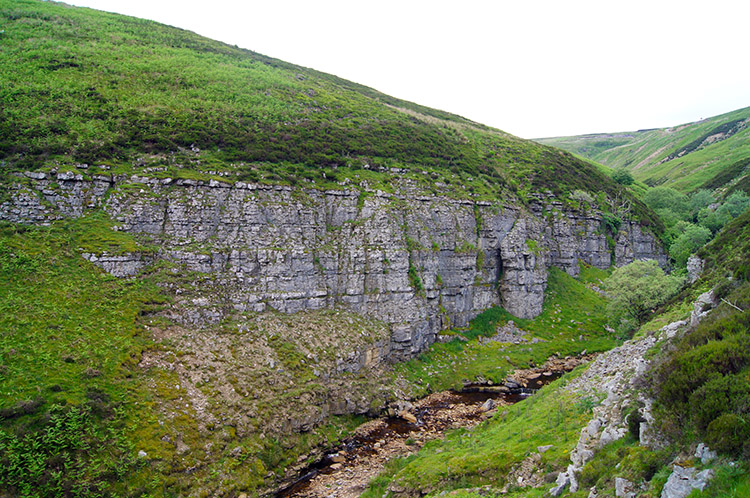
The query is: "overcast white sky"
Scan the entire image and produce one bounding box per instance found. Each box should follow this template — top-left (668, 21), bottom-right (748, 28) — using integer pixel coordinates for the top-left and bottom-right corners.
top-left (65, 0), bottom-right (750, 139)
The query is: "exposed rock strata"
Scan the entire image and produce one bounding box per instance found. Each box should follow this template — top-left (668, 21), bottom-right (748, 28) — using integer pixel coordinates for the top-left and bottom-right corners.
top-left (1, 173), bottom-right (667, 359)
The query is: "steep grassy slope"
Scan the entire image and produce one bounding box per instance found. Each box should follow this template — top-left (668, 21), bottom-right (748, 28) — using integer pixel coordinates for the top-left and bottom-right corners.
top-left (0, 218), bottom-right (163, 496)
top-left (0, 0), bottom-right (657, 213)
top-left (538, 107), bottom-right (750, 193)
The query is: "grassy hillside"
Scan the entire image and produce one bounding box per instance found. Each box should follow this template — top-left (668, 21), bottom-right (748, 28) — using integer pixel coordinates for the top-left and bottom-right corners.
top-left (0, 0), bottom-right (657, 213)
top-left (537, 107), bottom-right (750, 193)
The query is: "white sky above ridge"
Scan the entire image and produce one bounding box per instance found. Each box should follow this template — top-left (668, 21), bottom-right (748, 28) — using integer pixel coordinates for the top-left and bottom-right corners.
top-left (63, 0), bottom-right (750, 139)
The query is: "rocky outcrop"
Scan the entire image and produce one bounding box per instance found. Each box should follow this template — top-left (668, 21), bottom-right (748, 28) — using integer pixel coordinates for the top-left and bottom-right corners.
top-left (661, 465), bottom-right (714, 498)
top-left (81, 252), bottom-right (154, 277)
top-left (551, 290), bottom-right (719, 497)
top-left (1, 172), bottom-right (667, 360)
top-left (687, 255), bottom-right (704, 284)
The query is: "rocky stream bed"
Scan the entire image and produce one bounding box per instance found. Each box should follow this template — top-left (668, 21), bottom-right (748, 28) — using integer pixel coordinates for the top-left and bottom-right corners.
top-left (271, 356), bottom-right (593, 498)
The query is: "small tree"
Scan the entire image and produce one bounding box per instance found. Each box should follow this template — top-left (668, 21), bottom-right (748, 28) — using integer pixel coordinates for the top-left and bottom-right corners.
top-left (603, 260), bottom-right (683, 334)
top-left (669, 223), bottom-right (712, 267)
top-left (688, 189), bottom-right (715, 218)
top-left (612, 168), bottom-right (634, 186)
top-left (699, 191), bottom-right (750, 233)
top-left (643, 187), bottom-right (689, 217)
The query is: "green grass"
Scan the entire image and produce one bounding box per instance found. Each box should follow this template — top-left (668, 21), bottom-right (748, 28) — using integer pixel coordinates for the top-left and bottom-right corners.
top-left (574, 438), bottom-right (673, 498)
top-left (367, 369), bottom-right (593, 496)
top-left (0, 217), bottom-right (163, 407)
top-left (0, 216), bottom-right (166, 496)
top-left (691, 462), bottom-right (750, 498)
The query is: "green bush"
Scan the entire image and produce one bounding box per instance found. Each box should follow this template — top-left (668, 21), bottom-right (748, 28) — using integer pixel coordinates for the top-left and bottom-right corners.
top-left (659, 337), bottom-right (750, 408)
top-left (643, 187), bottom-right (689, 217)
top-left (705, 413), bottom-right (750, 457)
top-left (669, 223), bottom-right (712, 268)
top-left (600, 212), bottom-right (622, 236)
top-left (690, 375), bottom-right (750, 431)
top-left (612, 168), bottom-right (634, 185)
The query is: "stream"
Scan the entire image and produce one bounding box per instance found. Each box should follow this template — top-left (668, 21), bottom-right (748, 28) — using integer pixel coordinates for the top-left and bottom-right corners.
top-left (272, 365), bottom-right (575, 498)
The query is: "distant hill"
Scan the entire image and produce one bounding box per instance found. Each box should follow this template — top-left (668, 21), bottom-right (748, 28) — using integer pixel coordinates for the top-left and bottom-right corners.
top-left (537, 107), bottom-right (750, 194)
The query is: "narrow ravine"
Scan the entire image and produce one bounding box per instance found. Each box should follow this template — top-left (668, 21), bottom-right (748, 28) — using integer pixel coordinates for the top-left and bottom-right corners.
top-left (272, 355), bottom-right (592, 498)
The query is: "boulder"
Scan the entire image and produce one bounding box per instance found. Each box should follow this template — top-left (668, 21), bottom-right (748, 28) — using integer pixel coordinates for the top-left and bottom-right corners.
top-left (615, 477), bottom-right (637, 498)
top-left (399, 411), bottom-right (417, 424)
top-left (695, 443), bottom-right (717, 465)
top-left (479, 398), bottom-right (495, 412)
top-left (549, 471), bottom-right (570, 497)
top-left (661, 465), bottom-right (714, 498)
top-left (691, 290), bottom-right (715, 327)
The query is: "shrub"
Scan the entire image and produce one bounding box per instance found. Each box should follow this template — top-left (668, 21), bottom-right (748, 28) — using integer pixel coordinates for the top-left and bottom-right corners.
top-left (612, 168), bottom-right (634, 185)
top-left (705, 413), bottom-right (750, 457)
top-left (698, 192), bottom-right (750, 234)
top-left (643, 187), bottom-right (688, 217)
top-left (688, 189), bottom-right (715, 216)
top-left (658, 337), bottom-right (750, 408)
top-left (669, 223), bottom-right (712, 268)
top-left (600, 213), bottom-right (622, 236)
top-left (690, 375), bottom-right (750, 432)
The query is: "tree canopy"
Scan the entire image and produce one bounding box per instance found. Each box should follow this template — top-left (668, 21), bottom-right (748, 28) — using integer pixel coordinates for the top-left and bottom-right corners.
top-left (603, 260), bottom-right (683, 334)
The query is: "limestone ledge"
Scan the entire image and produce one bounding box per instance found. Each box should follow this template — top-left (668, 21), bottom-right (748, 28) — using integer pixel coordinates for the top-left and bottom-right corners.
top-left (1, 173), bottom-right (667, 360)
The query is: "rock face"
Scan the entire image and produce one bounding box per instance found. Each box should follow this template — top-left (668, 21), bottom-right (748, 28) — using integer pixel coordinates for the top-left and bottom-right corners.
top-left (1, 173), bottom-right (667, 359)
top-left (694, 443), bottom-right (717, 465)
top-left (686, 255), bottom-right (704, 283)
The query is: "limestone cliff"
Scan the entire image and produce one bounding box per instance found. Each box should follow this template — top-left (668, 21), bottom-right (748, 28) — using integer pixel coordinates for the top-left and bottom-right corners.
top-left (1, 171), bottom-right (667, 360)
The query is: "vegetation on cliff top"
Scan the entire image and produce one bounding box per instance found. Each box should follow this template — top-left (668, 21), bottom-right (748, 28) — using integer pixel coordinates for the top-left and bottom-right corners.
top-left (0, 0), bottom-right (657, 227)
